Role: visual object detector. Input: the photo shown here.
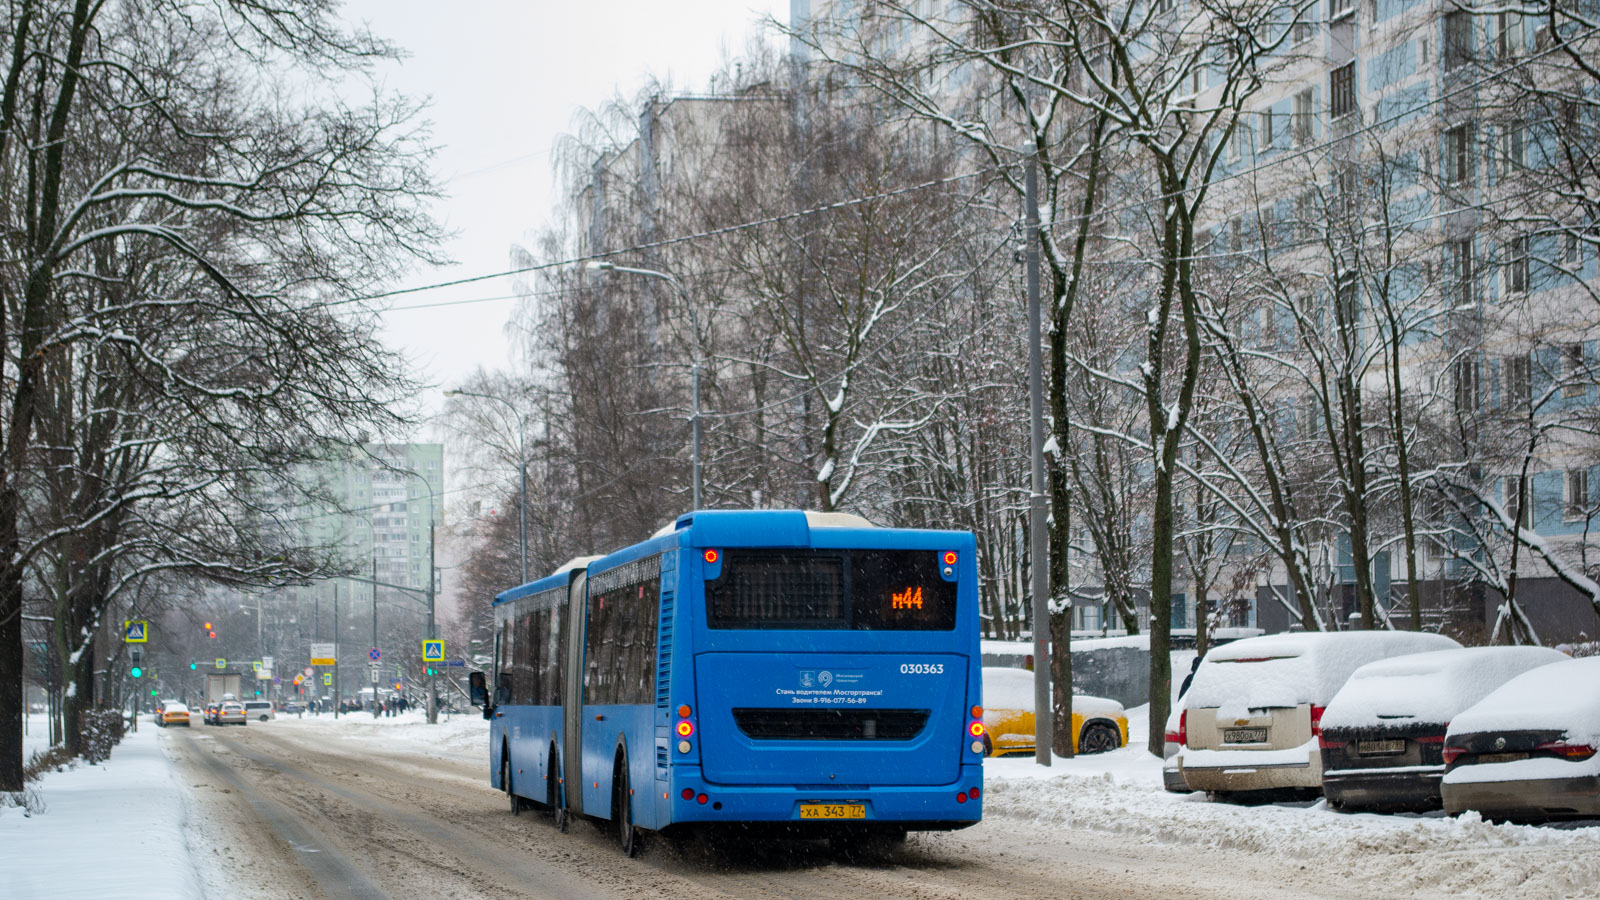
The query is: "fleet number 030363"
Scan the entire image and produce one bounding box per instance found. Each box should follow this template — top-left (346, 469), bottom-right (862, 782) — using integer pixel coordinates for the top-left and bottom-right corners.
top-left (900, 663), bottom-right (944, 674)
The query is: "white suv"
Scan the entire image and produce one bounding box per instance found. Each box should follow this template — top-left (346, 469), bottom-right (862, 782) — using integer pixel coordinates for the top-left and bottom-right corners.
top-left (243, 700), bottom-right (275, 721)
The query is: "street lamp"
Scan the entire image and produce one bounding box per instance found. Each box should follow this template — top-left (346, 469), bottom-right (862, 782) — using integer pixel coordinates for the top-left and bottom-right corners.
top-left (585, 259), bottom-right (704, 511)
top-left (444, 388), bottom-right (529, 584)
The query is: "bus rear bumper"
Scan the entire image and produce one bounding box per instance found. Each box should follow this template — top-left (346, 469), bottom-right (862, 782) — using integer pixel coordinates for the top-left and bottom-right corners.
top-left (664, 766), bottom-right (983, 828)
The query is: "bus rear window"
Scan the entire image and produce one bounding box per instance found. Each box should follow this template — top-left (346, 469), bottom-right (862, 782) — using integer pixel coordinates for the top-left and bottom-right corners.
top-left (706, 549), bottom-right (956, 630)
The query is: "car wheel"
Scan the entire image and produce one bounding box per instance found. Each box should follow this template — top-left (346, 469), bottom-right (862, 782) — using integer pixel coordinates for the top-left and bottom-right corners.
top-left (260, 714), bottom-right (269, 722)
top-left (1079, 722), bottom-right (1120, 755)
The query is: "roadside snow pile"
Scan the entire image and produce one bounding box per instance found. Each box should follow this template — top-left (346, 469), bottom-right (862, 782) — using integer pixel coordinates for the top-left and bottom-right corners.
top-left (984, 751), bottom-right (1600, 897)
top-left (0, 725), bottom-right (202, 900)
top-left (1322, 647), bottom-right (1568, 730)
top-left (271, 709), bottom-right (488, 763)
top-left (1184, 632), bottom-right (1460, 712)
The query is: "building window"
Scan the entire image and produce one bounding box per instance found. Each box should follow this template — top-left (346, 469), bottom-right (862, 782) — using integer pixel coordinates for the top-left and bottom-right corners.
top-left (1444, 123), bottom-right (1472, 185)
top-left (1504, 352), bottom-right (1531, 411)
top-left (1446, 239), bottom-right (1475, 306)
top-left (1334, 162), bottom-right (1359, 218)
top-left (1504, 475), bottom-right (1530, 527)
top-left (1294, 15), bottom-right (1315, 45)
top-left (1444, 10), bottom-right (1473, 70)
top-left (1498, 120), bottom-right (1525, 175)
top-left (1294, 88), bottom-right (1315, 145)
top-left (1562, 342), bottom-right (1586, 398)
top-left (1497, 11), bottom-right (1524, 57)
top-left (1565, 468), bottom-right (1590, 520)
top-left (1505, 235), bottom-right (1529, 295)
top-left (1260, 107), bottom-right (1275, 146)
top-left (1454, 356), bottom-right (1481, 411)
top-left (1331, 0), bottom-right (1355, 19)
top-left (1330, 62), bottom-right (1357, 120)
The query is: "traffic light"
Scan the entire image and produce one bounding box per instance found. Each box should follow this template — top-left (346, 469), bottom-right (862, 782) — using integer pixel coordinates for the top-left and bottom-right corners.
top-left (149, 688), bottom-right (158, 697)
top-left (130, 666), bottom-right (142, 678)
top-left (190, 662), bottom-right (197, 670)
top-left (426, 667), bottom-right (435, 676)
top-left (208, 630), bottom-right (216, 638)
top-left (204, 622), bottom-right (212, 629)
top-left (254, 689), bottom-right (261, 697)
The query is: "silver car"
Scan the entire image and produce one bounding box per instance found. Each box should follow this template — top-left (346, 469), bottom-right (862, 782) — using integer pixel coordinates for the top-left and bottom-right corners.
top-left (1177, 631), bottom-right (1460, 798)
top-left (216, 701), bottom-right (248, 725)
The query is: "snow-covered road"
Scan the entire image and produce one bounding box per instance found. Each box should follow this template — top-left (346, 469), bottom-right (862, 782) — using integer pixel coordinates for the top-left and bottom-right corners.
top-left (5, 710), bottom-right (1599, 898)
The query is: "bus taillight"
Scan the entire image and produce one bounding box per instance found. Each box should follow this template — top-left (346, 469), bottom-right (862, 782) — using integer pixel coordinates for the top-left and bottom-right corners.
top-left (677, 720), bottom-right (694, 737)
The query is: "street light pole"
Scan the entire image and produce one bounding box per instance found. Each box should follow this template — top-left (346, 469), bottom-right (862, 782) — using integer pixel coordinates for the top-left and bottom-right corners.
top-left (443, 388), bottom-right (529, 583)
top-left (427, 519), bottom-right (438, 725)
top-left (585, 260), bottom-right (703, 510)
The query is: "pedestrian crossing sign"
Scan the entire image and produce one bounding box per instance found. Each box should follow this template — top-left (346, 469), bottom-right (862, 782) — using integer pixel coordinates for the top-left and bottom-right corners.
top-left (322, 673), bottom-right (332, 686)
top-left (123, 620), bottom-right (148, 643)
top-left (422, 639), bottom-right (445, 662)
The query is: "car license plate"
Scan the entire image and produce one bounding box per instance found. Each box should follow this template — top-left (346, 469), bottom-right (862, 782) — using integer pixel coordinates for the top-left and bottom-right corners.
top-left (1223, 728), bottom-right (1268, 744)
top-left (799, 804), bottom-right (865, 820)
top-left (1477, 752), bottom-right (1528, 764)
top-left (1358, 740), bottom-right (1406, 756)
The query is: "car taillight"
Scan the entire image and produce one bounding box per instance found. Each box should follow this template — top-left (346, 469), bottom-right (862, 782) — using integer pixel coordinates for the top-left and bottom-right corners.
top-left (1442, 745), bottom-right (1465, 766)
top-left (1318, 735), bottom-right (1345, 750)
top-left (1535, 740), bottom-right (1598, 761)
top-left (1310, 705), bottom-right (1326, 738)
top-left (1178, 709), bottom-right (1187, 748)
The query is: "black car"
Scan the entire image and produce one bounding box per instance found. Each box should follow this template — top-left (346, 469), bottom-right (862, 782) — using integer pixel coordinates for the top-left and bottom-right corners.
top-left (1318, 646), bottom-right (1564, 812)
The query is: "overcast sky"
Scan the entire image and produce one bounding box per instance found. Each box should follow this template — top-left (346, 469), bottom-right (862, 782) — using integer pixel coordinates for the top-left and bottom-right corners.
top-left (340, 0), bottom-right (789, 413)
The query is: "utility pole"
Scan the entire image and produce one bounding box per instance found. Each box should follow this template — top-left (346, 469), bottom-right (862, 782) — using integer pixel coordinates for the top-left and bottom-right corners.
top-left (333, 583), bottom-right (340, 719)
top-left (1026, 150), bottom-right (1053, 766)
top-left (371, 552), bottom-right (379, 718)
top-left (427, 519), bottom-right (438, 724)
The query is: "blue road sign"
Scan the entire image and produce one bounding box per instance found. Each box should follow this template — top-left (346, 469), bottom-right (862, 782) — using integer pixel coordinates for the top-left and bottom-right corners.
top-left (124, 620), bottom-right (148, 643)
top-left (369, 647), bottom-right (381, 661)
top-left (421, 639), bottom-right (445, 663)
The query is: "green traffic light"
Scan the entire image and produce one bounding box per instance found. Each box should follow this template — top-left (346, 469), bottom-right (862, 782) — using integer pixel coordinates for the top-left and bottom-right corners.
top-left (149, 688), bottom-right (158, 696)
top-left (130, 666), bottom-right (142, 678)
top-left (189, 662), bottom-right (197, 670)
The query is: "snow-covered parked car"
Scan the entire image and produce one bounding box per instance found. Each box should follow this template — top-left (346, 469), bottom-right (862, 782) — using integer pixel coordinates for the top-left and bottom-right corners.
top-left (981, 667), bottom-right (1128, 756)
top-left (1319, 646), bottom-right (1566, 812)
top-left (1441, 655), bottom-right (1600, 822)
top-left (1176, 631), bottom-right (1460, 799)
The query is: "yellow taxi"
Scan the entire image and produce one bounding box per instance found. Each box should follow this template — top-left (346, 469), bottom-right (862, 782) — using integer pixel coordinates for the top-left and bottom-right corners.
top-left (981, 667), bottom-right (1129, 756)
top-left (158, 702), bottom-right (191, 727)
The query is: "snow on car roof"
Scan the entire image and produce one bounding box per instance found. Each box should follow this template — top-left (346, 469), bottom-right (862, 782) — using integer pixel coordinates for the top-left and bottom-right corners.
top-left (1321, 646), bottom-right (1568, 730)
top-left (1448, 656), bottom-right (1600, 745)
top-left (164, 703), bottom-right (188, 712)
top-left (1185, 631), bottom-right (1461, 712)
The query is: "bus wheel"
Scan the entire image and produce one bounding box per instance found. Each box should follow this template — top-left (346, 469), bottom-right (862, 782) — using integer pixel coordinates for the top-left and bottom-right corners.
top-left (614, 758), bottom-right (640, 857)
top-left (544, 748), bottom-right (559, 821)
top-left (503, 753), bottom-right (522, 816)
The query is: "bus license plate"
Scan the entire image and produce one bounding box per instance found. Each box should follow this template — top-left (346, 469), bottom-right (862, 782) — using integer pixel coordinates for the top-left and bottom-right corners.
top-left (800, 804), bottom-right (865, 820)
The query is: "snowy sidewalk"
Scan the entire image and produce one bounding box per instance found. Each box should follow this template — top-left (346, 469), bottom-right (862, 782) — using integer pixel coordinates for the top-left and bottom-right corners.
top-left (1, 722), bottom-right (204, 900)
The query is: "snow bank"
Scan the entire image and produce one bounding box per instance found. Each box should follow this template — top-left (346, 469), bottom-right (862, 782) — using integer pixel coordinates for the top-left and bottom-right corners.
top-left (1184, 631), bottom-right (1461, 711)
top-left (984, 747), bottom-right (1600, 897)
top-left (1322, 647), bottom-right (1568, 731)
top-left (1, 725), bottom-right (203, 900)
top-left (1447, 656), bottom-right (1600, 747)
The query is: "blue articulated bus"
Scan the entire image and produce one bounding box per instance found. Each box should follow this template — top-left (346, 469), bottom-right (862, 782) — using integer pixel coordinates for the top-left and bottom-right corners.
top-left (471, 509), bottom-right (984, 855)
